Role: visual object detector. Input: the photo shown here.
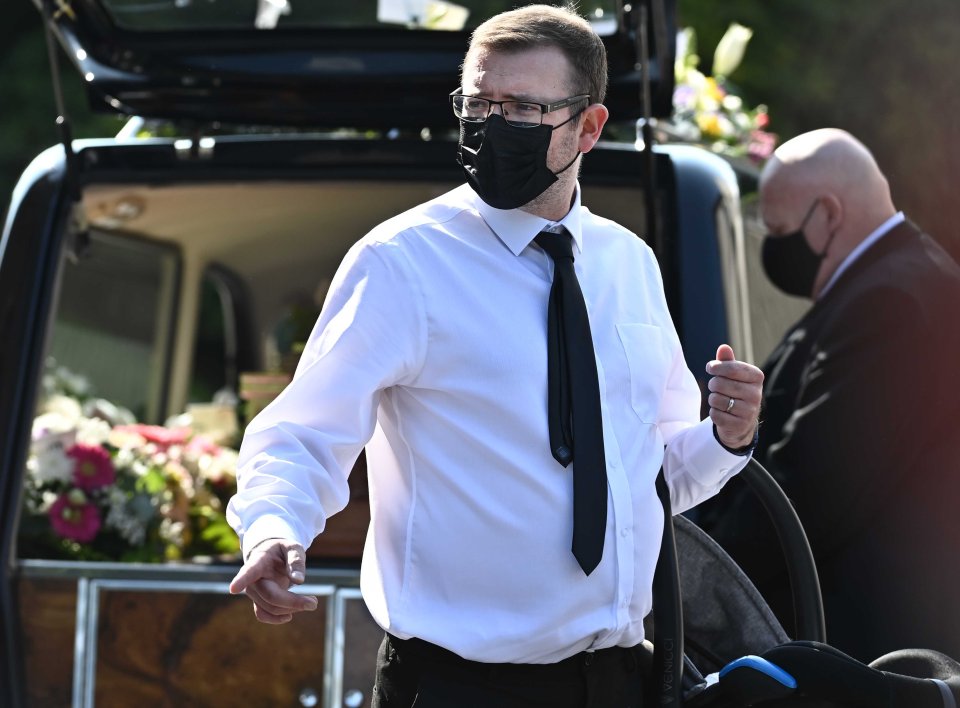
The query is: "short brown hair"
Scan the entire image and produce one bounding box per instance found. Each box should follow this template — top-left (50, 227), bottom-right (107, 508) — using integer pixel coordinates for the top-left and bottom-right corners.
top-left (466, 4), bottom-right (608, 104)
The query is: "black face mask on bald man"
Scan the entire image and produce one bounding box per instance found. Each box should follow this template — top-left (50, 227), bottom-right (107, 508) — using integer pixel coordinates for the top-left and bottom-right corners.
top-left (761, 199), bottom-right (836, 299)
top-left (457, 113), bottom-right (581, 210)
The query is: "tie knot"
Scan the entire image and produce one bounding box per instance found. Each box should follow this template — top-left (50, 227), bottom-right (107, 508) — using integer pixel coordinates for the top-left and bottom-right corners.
top-left (535, 231), bottom-right (575, 263)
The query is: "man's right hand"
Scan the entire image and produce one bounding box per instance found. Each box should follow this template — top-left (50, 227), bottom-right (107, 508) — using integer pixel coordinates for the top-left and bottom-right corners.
top-left (229, 539), bottom-right (318, 624)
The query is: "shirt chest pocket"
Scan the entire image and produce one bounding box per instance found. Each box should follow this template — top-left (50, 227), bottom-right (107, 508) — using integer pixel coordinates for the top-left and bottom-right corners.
top-left (614, 323), bottom-right (672, 424)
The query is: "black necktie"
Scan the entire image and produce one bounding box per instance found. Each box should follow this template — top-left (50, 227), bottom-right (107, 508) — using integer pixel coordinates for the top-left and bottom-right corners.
top-left (535, 231), bottom-right (607, 575)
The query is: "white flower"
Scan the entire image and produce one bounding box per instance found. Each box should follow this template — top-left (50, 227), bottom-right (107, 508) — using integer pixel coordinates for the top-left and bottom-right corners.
top-left (23, 489), bottom-right (60, 514)
top-left (112, 445), bottom-right (137, 470)
top-left (39, 394), bottom-right (83, 423)
top-left (722, 94), bottom-right (743, 112)
top-left (712, 23), bottom-right (753, 78)
top-left (32, 411), bottom-right (79, 444)
top-left (716, 114), bottom-right (737, 138)
top-left (76, 417), bottom-right (112, 446)
top-left (150, 451), bottom-right (169, 467)
top-left (82, 398), bottom-right (136, 426)
top-left (159, 517), bottom-right (186, 548)
top-left (55, 366), bottom-right (94, 398)
top-left (198, 448), bottom-right (238, 486)
top-left (675, 27), bottom-right (694, 81)
top-left (27, 445), bottom-right (74, 485)
top-left (104, 487), bottom-right (148, 546)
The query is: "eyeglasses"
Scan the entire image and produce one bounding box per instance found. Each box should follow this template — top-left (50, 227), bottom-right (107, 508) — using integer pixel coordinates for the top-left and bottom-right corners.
top-left (449, 88), bottom-right (591, 128)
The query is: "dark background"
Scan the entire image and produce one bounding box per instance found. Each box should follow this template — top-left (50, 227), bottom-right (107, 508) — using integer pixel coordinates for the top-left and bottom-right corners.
top-left (2, 0), bottom-right (958, 260)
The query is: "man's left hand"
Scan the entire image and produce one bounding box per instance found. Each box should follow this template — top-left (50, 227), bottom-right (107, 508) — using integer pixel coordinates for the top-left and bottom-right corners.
top-left (706, 344), bottom-right (763, 449)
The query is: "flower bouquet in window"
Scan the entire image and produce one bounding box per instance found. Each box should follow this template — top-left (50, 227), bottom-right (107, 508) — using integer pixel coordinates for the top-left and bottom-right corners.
top-left (665, 22), bottom-right (777, 164)
top-left (19, 366), bottom-right (241, 563)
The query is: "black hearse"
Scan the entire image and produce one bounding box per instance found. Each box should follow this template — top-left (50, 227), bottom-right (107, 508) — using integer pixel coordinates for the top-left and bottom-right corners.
top-left (0, 1), bottom-right (803, 705)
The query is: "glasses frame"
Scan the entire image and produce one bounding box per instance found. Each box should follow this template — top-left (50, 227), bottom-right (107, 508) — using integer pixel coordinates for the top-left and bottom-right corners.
top-left (449, 88), bottom-right (591, 128)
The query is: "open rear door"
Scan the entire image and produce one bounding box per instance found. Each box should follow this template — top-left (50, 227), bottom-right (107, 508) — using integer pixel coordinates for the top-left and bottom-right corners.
top-left (35, 0), bottom-right (675, 129)
top-left (0, 145), bottom-right (78, 708)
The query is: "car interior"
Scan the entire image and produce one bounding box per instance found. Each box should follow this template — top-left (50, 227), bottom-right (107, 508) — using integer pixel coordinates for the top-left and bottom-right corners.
top-left (61, 177), bottom-right (652, 425)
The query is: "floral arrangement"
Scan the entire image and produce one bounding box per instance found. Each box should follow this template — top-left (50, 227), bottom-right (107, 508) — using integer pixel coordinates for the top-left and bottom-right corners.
top-left (667, 23), bottom-right (777, 164)
top-left (19, 363), bottom-right (241, 563)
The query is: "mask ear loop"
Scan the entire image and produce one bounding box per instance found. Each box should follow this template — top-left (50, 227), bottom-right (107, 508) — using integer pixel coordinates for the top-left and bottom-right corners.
top-left (555, 151), bottom-right (581, 176)
top-left (795, 198), bottom-right (836, 259)
top-left (816, 228), bottom-right (838, 259)
top-left (551, 104), bottom-right (590, 176)
top-left (804, 200), bottom-right (838, 259)
top-left (551, 104), bottom-right (588, 131)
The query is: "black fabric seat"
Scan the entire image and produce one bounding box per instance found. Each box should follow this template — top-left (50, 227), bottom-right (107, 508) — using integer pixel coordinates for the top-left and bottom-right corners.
top-left (647, 486), bottom-right (960, 707)
top-left (674, 514), bottom-right (790, 675)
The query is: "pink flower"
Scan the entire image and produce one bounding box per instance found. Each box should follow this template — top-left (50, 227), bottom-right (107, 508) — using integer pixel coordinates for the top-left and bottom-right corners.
top-left (49, 493), bottom-right (102, 542)
top-left (114, 424), bottom-right (191, 449)
top-left (184, 434), bottom-right (220, 457)
top-left (67, 443), bottom-right (116, 490)
top-left (747, 129), bottom-right (778, 163)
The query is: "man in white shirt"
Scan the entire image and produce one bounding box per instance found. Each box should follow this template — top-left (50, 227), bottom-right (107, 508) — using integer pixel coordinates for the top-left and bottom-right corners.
top-left (227, 5), bottom-right (763, 706)
top-left (700, 128), bottom-right (960, 663)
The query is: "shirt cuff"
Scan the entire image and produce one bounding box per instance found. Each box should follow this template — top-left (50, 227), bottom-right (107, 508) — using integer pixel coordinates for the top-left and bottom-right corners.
top-left (667, 418), bottom-right (750, 489)
top-left (712, 422), bottom-right (759, 456)
top-left (240, 516), bottom-right (306, 560)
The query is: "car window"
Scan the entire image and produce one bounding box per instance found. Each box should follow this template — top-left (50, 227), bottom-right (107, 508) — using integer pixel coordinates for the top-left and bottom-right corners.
top-left (189, 269), bottom-right (236, 405)
top-left (98, 0), bottom-right (619, 34)
top-left (44, 230), bottom-right (180, 423)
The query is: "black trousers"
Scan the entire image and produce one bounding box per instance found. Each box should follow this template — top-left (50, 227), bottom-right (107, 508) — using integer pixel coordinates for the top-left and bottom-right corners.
top-left (371, 633), bottom-right (645, 708)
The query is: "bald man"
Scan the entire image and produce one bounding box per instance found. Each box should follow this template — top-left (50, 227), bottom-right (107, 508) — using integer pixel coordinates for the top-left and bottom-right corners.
top-left (702, 128), bottom-right (960, 662)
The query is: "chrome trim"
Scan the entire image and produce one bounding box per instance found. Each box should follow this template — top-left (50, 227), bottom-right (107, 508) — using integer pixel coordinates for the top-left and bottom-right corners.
top-left (328, 587), bottom-right (364, 707)
top-left (57, 560), bottom-right (360, 708)
top-left (19, 559), bottom-right (362, 584)
top-left (82, 581), bottom-right (101, 708)
top-left (71, 577), bottom-right (88, 708)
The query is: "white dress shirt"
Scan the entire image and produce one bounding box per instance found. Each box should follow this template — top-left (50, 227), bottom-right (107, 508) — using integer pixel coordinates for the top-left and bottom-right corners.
top-left (227, 183), bottom-right (749, 664)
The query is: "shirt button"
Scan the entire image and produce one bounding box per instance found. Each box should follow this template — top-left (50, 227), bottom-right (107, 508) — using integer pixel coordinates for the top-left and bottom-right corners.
top-left (620, 527), bottom-right (630, 538)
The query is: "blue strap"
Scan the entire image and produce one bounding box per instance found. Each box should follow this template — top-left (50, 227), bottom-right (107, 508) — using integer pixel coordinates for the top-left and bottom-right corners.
top-left (719, 655), bottom-right (798, 689)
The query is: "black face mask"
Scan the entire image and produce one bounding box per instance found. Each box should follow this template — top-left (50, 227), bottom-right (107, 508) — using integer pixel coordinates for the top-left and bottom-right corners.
top-left (457, 113), bottom-right (580, 210)
top-left (761, 200), bottom-right (835, 298)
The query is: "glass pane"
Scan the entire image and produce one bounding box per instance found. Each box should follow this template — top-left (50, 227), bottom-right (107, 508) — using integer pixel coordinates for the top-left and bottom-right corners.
top-left (21, 231), bottom-right (243, 565)
top-left (45, 231), bottom-right (179, 423)
top-left (99, 0), bottom-right (620, 35)
top-left (189, 272), bottom-right (231, 404)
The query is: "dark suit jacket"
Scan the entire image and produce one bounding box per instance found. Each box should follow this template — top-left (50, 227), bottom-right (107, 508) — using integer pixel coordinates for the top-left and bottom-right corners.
top-left (699, 220), bottom-right (960, 662)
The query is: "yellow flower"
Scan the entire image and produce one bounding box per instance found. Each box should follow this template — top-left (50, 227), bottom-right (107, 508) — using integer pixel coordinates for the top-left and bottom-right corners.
top-left (704, 77), bottom-right (725, 103)
top-left (696, 113), bottom-right (722, 138)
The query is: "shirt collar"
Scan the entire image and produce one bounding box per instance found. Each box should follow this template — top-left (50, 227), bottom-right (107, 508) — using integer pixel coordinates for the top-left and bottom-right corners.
top-left (819, 211), bottom-right (905, 298)
top-left (474, 184), bottom-right (584, 256)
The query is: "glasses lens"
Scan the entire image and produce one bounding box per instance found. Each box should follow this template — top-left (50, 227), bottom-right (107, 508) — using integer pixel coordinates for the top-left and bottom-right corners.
top-left (502, 101), bottom-right (543, 127)
top-left (453, 95), bottom-right (490, 122)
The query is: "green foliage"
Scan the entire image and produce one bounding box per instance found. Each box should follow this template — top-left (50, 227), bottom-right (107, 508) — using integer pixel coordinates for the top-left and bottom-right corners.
top-left (0, 24), bottom-right (122, 219)
top-left (197, 512), bottom-right (245, 556)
